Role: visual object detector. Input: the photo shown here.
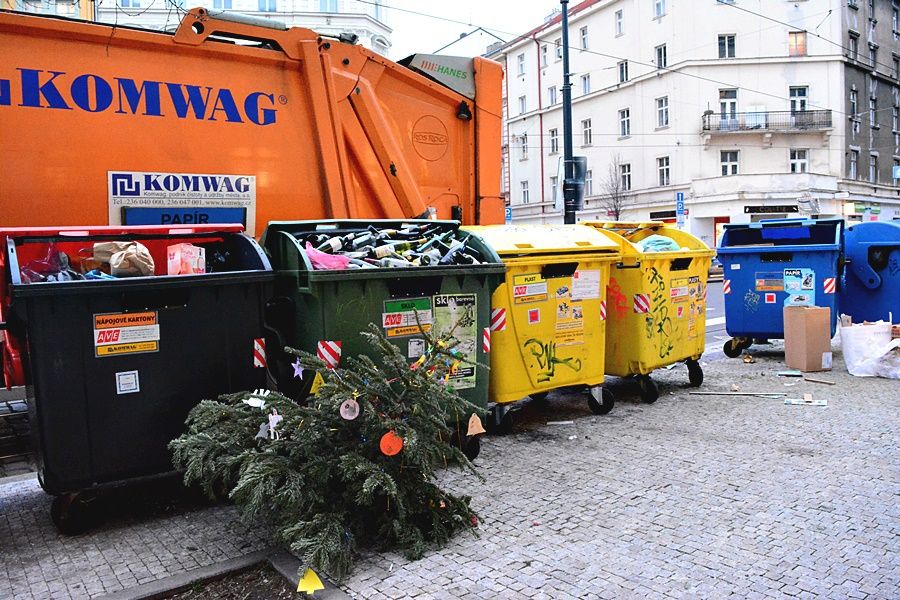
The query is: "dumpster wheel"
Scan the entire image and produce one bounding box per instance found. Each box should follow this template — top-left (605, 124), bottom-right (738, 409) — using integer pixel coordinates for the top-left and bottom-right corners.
top-left (51, 493), bottom-right (94, 536)
top-left (637, 376), bottom-right (659, 404)
top-left (587, 386), bottom-right (614, 415)
top-left (723, 338), bottom-right (745, 358)
top-left (686, 359), bottom-right (703, 387)
top-left (529, 392), bottom-right (550, 405)
top-left (462, 436), bottom-right (481, 461)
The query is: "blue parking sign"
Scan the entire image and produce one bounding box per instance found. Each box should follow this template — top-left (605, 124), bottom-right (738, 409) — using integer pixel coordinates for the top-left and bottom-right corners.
top-left (505, 207), bottom-right (513, 224)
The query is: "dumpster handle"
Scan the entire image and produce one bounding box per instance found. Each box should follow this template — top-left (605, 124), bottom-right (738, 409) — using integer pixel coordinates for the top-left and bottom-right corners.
top-left (615, 262), bottom-right (642, 269)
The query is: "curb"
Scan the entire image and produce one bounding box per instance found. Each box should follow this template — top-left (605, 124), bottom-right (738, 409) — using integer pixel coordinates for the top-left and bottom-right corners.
top-left (269, 550), bottom-right (353, 599)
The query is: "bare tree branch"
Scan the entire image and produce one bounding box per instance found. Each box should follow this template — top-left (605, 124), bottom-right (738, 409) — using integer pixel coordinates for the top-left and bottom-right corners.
top-left (598, 154), bottom-right (629, 221)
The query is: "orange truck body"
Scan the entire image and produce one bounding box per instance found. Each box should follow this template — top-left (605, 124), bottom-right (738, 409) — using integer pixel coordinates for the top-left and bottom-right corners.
top-left (0, 8), bottom-right (504, 233)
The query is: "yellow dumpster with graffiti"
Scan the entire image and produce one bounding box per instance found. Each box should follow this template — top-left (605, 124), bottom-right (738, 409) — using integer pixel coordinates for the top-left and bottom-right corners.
top-left (463, 225), bottom-right (621, 428)
top-left (585, 221), bottom-right (715, 403)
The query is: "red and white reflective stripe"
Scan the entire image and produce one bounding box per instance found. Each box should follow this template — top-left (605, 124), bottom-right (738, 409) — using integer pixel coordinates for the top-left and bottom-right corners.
top-left (823, 277), bottom-right (836, 294)
top-left (599, 300), bottom-right (607, 321)
top-left (490, 308), bottom-right (507, 331)
top-left (253, 338), bottom-right (267, 368)
top-left (482, 327), bottom-right (491, 353)
top-left (317, 340), bottom-right (342, 369)
top-left (633, 294), bottom-right (651, 314)
top-left (723, 280), bottom-right (732, 294)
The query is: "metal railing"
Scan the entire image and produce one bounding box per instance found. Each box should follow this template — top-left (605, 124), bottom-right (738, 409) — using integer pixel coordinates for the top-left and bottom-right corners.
top-left (702, 110), bottom-right (832, 133)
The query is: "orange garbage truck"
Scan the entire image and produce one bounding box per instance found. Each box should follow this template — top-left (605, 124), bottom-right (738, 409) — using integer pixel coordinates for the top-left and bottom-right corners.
top-left (0, 7), bottom-right (505, 233)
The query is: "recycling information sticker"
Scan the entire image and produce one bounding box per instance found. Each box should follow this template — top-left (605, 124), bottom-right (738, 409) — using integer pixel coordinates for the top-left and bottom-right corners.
top-left (93, 311), bottom-right (160, 357)
top-left (783, 268), bottom-right (815, 306)
top-left (432, 294), bottom-right (477, 389)
top-left (382, 298), bottom-right (433, 337)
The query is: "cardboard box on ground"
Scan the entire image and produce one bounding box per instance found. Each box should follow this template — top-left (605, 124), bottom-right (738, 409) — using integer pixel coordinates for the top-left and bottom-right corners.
top-left (784, 306), bottom-right (833, 372)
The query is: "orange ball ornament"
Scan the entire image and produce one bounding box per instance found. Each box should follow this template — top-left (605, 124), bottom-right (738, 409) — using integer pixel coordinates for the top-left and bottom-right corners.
top-left (379, 430), bottom-right (404, 456)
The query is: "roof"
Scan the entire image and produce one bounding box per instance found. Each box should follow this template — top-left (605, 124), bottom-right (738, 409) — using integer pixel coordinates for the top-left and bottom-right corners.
top-left (485, 0), bottom-right (601, 57)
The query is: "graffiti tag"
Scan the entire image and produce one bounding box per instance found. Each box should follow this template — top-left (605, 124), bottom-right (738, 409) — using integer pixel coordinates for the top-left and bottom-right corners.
top-left (646, 267), bottom-right (674, 359)
top-left (523, 338), bottom-right (582, 383)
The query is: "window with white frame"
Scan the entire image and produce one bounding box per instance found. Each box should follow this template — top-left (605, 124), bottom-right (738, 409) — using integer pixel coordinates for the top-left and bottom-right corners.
top-left (548, 86), bottom-right (558, 105)
top-left (319, 0), bottom-right (335, 10)
top-left (618, 61), bottom-right (629, 83)
top-left (850, 149), bottom-right (859, 179)
top-left (849, 33), bottom-right (859, 60)
top-left (214, 0), bottom-right (232, 8)
top-left (615, 9), bottom-right (624, 35)
top-left (893, 105), bottom-right (898, 132)
top-left (790, 86), bottom-right (808, 113)
top-left (520, 134), bottom-right (528, 159)
top-left (620, 163), bottom-right (632, 191)
top-left (869, 45), bottom-right (877, 69)
top-left (518, 95), bottom-right (527, 115)
top-left (582, 118), bottom-right (592, 145)
top-left (657, 156), bottom-right (670, 186)
top-left (580, 26), bottom-right (589, 50)
top-left (585, 170), bottom-right (593, 196)
top-left (655, 44), bottom-right (667, 69)
top-left (654, 0), bottom-right (666, 18)
top-left (893, 5), bottom-right (899, 33)
top-left (619, 108), bottom-right (631, 137)
top-left (550, 176), bottom-right (559, 200)
top-left (549, 128), bottom-right (559, 154)
top-left (894, 159), bottom-right (900, 184)
top-left (894, 56), bottom-right (899, 79)
top-left (259, 0), bottom-right (276, 11)
top-left (541, 45), bottom-right (548, 68)
top-left (581, 74), bottom-right (591, 95)
top-left (517, 53), bottom-right (526, 76)
top-left (850, 89), bottom-right (858, 116)
top-left (520, 180), bottom-right (530, 204)
top-left (720, 150), bottom-right (739, 175)
top-left (555, 38), bottom-right (562, 60)
top-left (790, 149), bottom-right (809, 173)
top-left (656, 96), bottom-right (669, 127)
top-left (870, 97), bottom-right (877, 126)
top-left (718, 34), bottom-right (736, 58)
top-left (788, 32), bottom-right (807, 57)
top-left (869, 154), bottom-right (878, 182)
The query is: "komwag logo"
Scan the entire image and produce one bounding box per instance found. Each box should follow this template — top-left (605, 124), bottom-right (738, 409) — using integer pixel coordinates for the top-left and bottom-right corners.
top-left (0, 68), bottom-right (280, 126)
top-left (111, 173), bottom-right (252, 197)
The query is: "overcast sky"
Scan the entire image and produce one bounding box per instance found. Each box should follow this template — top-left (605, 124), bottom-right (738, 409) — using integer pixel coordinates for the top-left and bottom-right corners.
top-left (381, 1), bottom-right (558, 59)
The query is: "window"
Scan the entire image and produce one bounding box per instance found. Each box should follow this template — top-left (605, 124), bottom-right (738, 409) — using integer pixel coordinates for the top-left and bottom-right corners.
top-left (849, 149), bottom-right (859, 179)
top-left (541, 45), bottom-right (548, 68)
top-left (893, 105), bottom-right (899, 132)
top-left (620, 163), bottom-right (632, 191)
top-left (520, 181), bottom-right (530, 204)
top-left (520, 134), bottom-right (528, 160)
top-left (868, 0), bottom-right (874, 14)
top-left (619, 108), bottom-right (631, 137)
top-left (259, 0), bottom-right (276, 11)
top-left (214, 0), bottom-right (232, 8)
top-left (657, 156), bottom-right (670, 186)
top-left (581, 118), bottom-right (592, 145)
top-left (656, 96), bottom-right (669, 127)
top-left (719, 34), bottom-right (736, 58)
top-left (893, 56), bottom-right (899, 79)
top-left (869, 45), bottom-right (877, 69)
top-left (893, 6), bottom-right (899, 33)
top-left (720, 150), bottom-right (739, 176)
top-left (869, 154), bottom-right (877, 182)
top-left (790, 87), bottom-right (808, 113)
top-left (121, 0), bottom-right (140, 6)
top-left (790, 149), bottom-right (809, 173)
top-left (788, 32), bottom-right (807, 57)
top-left (319, 0), bottom-right (335, 10)
top-left (585, 170), bottom-right (593, 196)
top-left (618, 61), bottom-right (629, 83)
top-left (549, 128), bottom-right (559, 154)
top-left (894, 159), bottom-right (900, 184)
top-left (654, 0), bottom-right (666, 18)
top-left (580, 26), bottom-right (589, 50)
top-left (555, 38), bottom-right (562, 60)
top-left (581, 74), bottom-right (591, 95)
top-left (548, 86), bottom-right (558, 105)
top-left (850, 89), bottom-right (858, 116)
top-left (518, 95), bottom-right (527, 115)
top-left (720, 89), bottom-right (738, 121)
top-left (615, 10), bottom-right (624, 35)
top-left (550, 176), bottom-right (559, 200)
top-left (870, 97), bottom-right (877, 126)
top-left (517, 53), bottom-right (526, 76)
top-left (655, 44), bottom-right (667, 69)
top-left (849, 0), bottom-right (858, 7)
top-left (849, 33), bottom-right (859, 60)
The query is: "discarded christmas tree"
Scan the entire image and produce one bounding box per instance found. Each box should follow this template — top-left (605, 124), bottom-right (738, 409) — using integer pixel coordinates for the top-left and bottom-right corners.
top-left (169, 324), bottom-right (484, 581)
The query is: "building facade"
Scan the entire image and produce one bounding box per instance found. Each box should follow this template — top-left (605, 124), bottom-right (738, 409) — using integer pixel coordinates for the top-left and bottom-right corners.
top-left (3, 0), bottom-right (391, 55)
top-left (490, 0), bottom-right (900, 248)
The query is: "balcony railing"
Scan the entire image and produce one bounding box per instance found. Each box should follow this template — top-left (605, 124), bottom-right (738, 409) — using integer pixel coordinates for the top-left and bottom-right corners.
top-left (702, 110), bottom-right (832, 133)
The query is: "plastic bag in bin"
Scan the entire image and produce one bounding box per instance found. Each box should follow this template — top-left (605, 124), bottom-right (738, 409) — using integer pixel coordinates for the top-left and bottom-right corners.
top-left (93, 241), bottom-right (154, 277)
top-left (167, 243), bottom-right (206, 275)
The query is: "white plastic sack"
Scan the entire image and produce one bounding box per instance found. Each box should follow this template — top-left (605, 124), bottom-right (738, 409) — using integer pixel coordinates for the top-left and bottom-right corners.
top-left (840, 319), bottom-right (898, 378)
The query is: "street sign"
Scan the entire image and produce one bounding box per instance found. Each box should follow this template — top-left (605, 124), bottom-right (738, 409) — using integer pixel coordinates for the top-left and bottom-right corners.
top-left (675, 192), bottom-right (685, 229)
top-left (504, 206), bottom-right (512, 224)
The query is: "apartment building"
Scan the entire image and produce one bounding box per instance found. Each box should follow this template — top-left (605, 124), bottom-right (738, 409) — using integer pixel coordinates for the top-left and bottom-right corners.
top-left (2, 1), bottom-right (391, 54)
top-left (489, 0), bottom-right (900, 247)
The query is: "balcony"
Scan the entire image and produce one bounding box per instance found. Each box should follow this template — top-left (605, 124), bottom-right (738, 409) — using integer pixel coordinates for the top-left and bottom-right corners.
top-left (701, 110), bottom-right (833, 134)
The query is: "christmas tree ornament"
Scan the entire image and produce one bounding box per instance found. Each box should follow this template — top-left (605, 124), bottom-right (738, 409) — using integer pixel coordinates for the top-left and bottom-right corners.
top-left (339, 399), bottom-right (360, 420)
top-left (380, 430), bottom-right (404, 456)
top-left (268, 408), bottom-right (283, 440)
top-left (292, 358), bottom-right (304, 378)
top-left (255, 422), bottom-right (269, 440)
top-left (297, 567), bottom-right (325, 594)
top-left (242, 396), bottom-right (266, 409)
top-left (309, 372), bottom-right (326, 395)
top-left (466, 413), bottom-right (486, 436)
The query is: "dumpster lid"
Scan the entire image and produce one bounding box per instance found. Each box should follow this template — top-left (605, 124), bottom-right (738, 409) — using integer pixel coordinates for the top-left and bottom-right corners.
top-left (464, 225), bottom-right (619, 256)
top-left (582, 220), bottom-right (715, 257)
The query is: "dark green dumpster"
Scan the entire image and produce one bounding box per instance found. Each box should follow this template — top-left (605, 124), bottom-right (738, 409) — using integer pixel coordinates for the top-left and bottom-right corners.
top-left (261, 220), bottom-right (504, 457)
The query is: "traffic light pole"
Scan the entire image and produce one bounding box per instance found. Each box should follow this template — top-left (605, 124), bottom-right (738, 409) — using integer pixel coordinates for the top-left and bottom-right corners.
top-left (560, 0), bottom-right (576, 225)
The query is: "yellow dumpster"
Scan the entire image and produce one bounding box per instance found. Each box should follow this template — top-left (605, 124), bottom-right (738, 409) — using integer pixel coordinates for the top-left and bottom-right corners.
top-left (585, 221), bottom-right (715, 403)
top-left (464, 224), bottom-right (621, 430)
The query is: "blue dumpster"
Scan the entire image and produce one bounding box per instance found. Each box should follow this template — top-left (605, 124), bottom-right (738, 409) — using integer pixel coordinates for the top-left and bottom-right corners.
top-left (716, 218), bottom-right (843, 357)
top-left (841, 221), bottom-right (900, 323)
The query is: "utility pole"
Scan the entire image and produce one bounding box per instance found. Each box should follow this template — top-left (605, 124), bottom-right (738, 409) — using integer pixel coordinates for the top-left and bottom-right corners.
top-left (560, 0), bottom-right (583, 224)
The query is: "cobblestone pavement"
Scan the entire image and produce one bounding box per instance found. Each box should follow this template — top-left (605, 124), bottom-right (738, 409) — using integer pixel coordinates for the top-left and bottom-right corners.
top-left (1, 345), bottom-right (897, 599)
